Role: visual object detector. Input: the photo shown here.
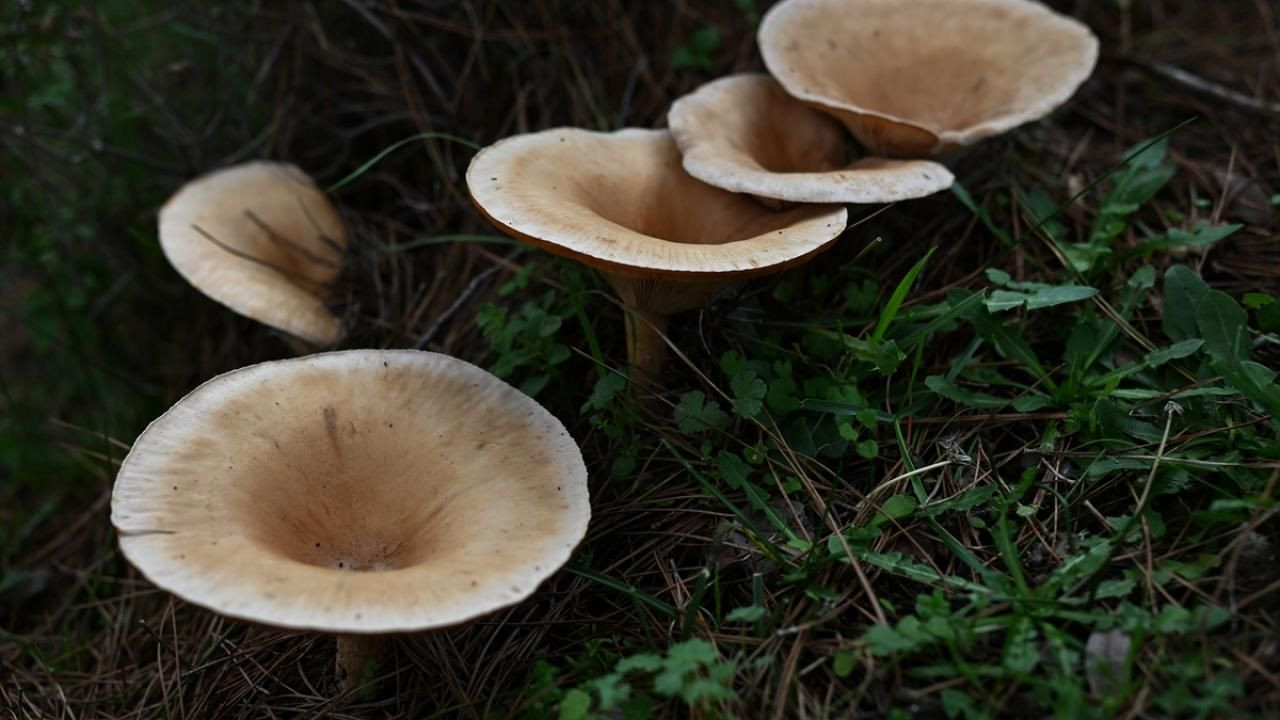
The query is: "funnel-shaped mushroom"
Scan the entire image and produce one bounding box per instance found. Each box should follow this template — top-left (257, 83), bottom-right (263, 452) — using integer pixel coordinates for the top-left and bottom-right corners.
top-left (159, 161), bottom-right (348, 346)
top-left (759, 0), bottom-right (1100, 157)
top-left (111, 350), bottom-right (590, 692)
top-left (668, 73), bottom-right (954, 205)
top-left (466, 128), bottom-right (847, 381)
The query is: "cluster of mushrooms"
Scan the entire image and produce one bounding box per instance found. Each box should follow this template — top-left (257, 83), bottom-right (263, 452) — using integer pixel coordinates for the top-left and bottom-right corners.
top-left (111, 0), bottom-right (1098, 697)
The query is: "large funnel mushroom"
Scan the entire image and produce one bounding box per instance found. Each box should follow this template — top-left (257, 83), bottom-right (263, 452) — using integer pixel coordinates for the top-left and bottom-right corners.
top-left (159, 161), bottom-right (348, 346)
top-left (466, 128), bottom-right (847, 381)
top-left (668, 73), bottom-right (954, 205)
top-left (759, 0), bottom-right (1100, 158)
top-left (111, 350), bottom-right (590, 693)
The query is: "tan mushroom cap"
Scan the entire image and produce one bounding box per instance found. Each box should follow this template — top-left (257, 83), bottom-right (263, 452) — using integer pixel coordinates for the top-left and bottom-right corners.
top-left (668, 73), bottom-right (954, 204)
top-left (759, 0), bottom-right (1100, 157)
top-left (466, 127), bottom-right (848, 279)
top-left (111, 350), bottom-right (590, 634)
top-left (159, 161), bottom-right (348, 345)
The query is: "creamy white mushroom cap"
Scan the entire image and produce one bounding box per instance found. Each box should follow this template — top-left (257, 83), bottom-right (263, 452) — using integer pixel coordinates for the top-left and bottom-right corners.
top-left (466, 127), bottom-right (847, 279)
top-left (668, 73), bottom-right (954, 204)
top-left (111, 350), bottom-right (591, 634)
top-left (759, 0), bottom-right (1100, 157)
top-left (158, 161), bottom-right (348, 345)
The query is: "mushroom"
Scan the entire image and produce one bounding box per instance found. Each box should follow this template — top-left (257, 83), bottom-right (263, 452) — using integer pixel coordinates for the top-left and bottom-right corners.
top-left (158, 161), bottom-right (348, 347)
top-left (466, 127), bottom-right (847, 381)
top-left (668, 73), bottom-right (954, 206)
top-left (110, 350), bottom-right (590, 693)
top-left (759, 0), bottom-right (1100, 158)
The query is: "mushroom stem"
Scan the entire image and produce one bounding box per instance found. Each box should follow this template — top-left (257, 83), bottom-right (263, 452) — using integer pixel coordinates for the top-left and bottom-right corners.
top-left (335, 634), bottom-right (386, 693)
top-left (624, 306), bottom-right (669, 385)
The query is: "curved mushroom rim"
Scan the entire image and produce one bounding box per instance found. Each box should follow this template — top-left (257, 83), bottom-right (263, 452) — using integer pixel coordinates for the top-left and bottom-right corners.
top-left (758, 0), bottom-right (1100, 148)
top-left (466, 192), bottom-right (846, 281)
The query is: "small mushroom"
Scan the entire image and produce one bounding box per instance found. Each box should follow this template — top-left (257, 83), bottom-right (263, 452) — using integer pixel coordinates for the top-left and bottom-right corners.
top-left (668, 73), bottom-right (954, 206)
top-left (158, 161), bottom-right (348, 347)
top-left (759, 0), bottom-right (1100, 157)
top-left (466, 127), bottom-right (847, 381)
top-left (111, 350), bottom-right (590, 694)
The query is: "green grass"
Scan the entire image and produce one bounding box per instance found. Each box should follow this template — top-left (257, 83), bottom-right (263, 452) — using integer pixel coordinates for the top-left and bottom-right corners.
top-left (470, 133), bottom-right (1278, 718)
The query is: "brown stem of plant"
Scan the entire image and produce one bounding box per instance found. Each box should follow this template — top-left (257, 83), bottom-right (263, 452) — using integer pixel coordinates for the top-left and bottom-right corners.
top-left (624, 306), bottom-right (669, 388)
top-left (335, 634), bottom-right (386, 694)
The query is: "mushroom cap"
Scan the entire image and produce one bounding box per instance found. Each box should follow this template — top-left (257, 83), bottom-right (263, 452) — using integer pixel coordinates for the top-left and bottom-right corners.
top-left (466, 127), bottom-right (848, 279)
top-left (111, 350), bottom-right (591, 634)
top-left (759, 0), bottom-right (1100, 157)
top-left (668, 73), bottom-right (954, 204)
top-left (159, 161), bottom-right (348, 345)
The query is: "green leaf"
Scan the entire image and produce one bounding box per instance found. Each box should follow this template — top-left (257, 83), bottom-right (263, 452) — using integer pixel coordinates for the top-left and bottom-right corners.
top-left (617, 653), bottom-right (664, 673)
top-left (670, 26), bottom-right (720, 70)
top-left (730, 372), bottom-right (767, 419)
top-left (1143, 339), bottom-right (1203, 368)
top-left (873, 246), bottom-right (937, 343)
top-left (1163, 220), bottom-right (1242, 249)
top-left (1095, 576), bottom-right (1137, 599)
top-left (983, 284), bottom-right (1098, 313)
top-left (833, 651), bottom-right (856, 678)
top-left (1197, 291), bottom-right (1280, 420)
top-left (1197, 290), bottom-right (1250, 363)
top-left (1162, 265), bottom-right (1209, 342)
top-left (877, 494), bottom-right (918, 522)
top-left (590, 673), bottom-right (631, 710)
top-left (559, 689), bottom-right (592, 720)
top-left (861, 624), bottom-right (918, 655)
top-left (926, 375), bottom-right (1008, 410)
top-left (726, 605), bottom-right (766, 623)
top-left (720, 350), bottom-right (749, 377)
top-left (716, 451), bottom-right (751, 489)
top-left (582, 373), bottom-right (627, 413)
top-left (666, 638), bottom-right (718, 666)
top-left (959, 301), bottom-right (1051, 385)
top-left (674, 391), bottom-right (730, 434)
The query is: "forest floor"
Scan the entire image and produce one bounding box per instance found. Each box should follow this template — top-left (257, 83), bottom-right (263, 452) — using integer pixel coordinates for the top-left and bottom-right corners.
top-left (2, 1), bottom-right (1278, 718)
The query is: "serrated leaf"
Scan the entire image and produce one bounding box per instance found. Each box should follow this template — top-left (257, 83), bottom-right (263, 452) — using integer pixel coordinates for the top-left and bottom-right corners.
top-left (590, 673), bottom-right (631, 710)
top-left (581, 372), bottom-right (627, 413)
top-left (719, 349), bottom-right (749, 377)
top-left (674, 391), bottom-right (729, 434)
top-left (730, 372), bottom-right (766, 419)
top-left (617, 653), bottom-right (664, 673)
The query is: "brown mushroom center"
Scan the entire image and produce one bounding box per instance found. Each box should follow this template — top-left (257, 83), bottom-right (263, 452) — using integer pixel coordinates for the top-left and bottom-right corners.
top-left (571, 151), bottom-right (831, 246)
top-left (203, 395), bottom-right (559, 574)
